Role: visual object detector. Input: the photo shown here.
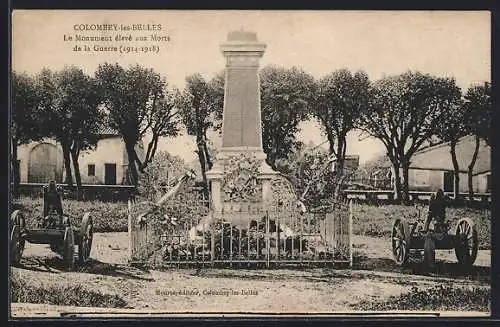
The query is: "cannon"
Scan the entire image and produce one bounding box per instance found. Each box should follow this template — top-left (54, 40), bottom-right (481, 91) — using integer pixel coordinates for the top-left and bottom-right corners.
top-left (391, 192), bottom-right (479, 267)
top-left (10, 181), bottom-right (93, 271)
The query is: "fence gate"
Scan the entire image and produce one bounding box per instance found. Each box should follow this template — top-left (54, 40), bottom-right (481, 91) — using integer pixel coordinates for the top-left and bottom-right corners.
top-left (128, 199), bottom-right (353, 268)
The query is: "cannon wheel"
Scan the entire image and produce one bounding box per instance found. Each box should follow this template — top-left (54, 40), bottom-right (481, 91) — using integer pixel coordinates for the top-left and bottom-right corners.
top-left (63, 227), bottom-right (75, 271)
top-left (10, 210), bottom-right (26, 265)
top-left (78, 213), bottom-right (93, 263)
top-left (392, 218), bottom-right (411, 266)
top-left (454, 218), bottom-right (478, 266)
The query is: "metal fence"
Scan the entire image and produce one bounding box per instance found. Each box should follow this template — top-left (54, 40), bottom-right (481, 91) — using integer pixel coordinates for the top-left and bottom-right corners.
top-left (351, 177), bottom-right (392, 190)
top-left (128, 199), bottom-right (353, 268)
top-left (345, 189), bottom-right (491, 206)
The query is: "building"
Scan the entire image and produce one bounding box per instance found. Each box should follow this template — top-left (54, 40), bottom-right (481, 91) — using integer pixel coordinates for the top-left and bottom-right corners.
top-left (16, 127), bottom-right (145, 185)
top-left (408, 135), bottom-right (491, 194)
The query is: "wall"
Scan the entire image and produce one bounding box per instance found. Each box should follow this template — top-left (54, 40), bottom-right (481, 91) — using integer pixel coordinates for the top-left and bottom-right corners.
top-left (79, 137), bottom-right (126, 184)
top-left (453, 172), bottom-right (484, 193)
top-left (17, 138), bottom-right (63, 183)
top-left (475, 172), bottom-right (491, 193)
top-left (408, 168), bottom-right (488, 193)
top-left (17, 136), bottom-right (130, 185)
top-left (408, 169), bottom-right (442, 191)
top-left (121, 140), bottom-right (145, 185)
top-left (75, 137), bottom-right (145, 185)
top-left (17, 141), bottom-right (32, 183)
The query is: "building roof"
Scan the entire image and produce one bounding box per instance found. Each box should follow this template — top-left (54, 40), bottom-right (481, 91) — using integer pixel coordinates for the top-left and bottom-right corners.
top-left (410, 135), bottom-right (490, 175)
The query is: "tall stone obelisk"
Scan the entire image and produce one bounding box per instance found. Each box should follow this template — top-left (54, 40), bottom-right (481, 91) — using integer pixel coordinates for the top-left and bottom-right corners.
top-left (220, 30), bottom-right (265, 153)
top-left (206, 30), bottom-right (276, 214)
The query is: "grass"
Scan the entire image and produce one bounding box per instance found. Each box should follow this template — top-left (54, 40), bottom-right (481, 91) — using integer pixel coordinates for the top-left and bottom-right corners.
top-left (10, 272), bottom-right (128, 308)
top-left (352, 284), bottom-right (490, 312)
top-left (11, 196), bottom-right (128, 233)
top-left (352, 204), bottom-right (491, 250)
top-left (11, 197), bottom-right (491, 250)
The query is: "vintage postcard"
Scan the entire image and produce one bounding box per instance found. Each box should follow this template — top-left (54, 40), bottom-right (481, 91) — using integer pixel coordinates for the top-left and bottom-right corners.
top-left (9, 10), bottom-right (491, 318)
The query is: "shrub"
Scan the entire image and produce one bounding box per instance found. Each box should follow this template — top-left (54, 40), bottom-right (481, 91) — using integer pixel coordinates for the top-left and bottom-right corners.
top-left (11, 273), bottom-right (127, 308)
top-left (352, 284), bottom-right (490, 312)
top-left (137, 151), bottom-right (188, 202)
top-left (277, 145), bottom-right (338, 208)
top-left (11, 197), bottom-right (128, 233)
top-left (352, 204), bottom-right (491, 249)
top-left (131, 179), bottom-right (210, 260)
top-left (11, 152), bottom-right (199, 234)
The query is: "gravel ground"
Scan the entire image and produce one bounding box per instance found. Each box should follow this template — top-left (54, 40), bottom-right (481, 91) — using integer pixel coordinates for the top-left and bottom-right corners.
top-left (10, 232), bottom-right (491, 317)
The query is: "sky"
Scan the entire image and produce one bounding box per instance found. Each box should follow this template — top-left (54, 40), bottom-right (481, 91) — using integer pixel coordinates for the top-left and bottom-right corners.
top-left (12, 10), bottom-right (491, 164)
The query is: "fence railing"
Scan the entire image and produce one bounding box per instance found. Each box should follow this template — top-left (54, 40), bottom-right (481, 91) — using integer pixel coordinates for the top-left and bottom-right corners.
top-left (128, 199), bottom-right (353, 268)
top-left (345, 189), bottom-right (491, 205)
top-left (350, 177), bottom-right (392, 190)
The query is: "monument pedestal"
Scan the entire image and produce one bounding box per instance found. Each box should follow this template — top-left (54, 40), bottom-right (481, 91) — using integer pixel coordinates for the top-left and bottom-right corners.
top-left (206, 30), bottom-right (276, 218)
top-left (206, 149), bottom-right (276, 214)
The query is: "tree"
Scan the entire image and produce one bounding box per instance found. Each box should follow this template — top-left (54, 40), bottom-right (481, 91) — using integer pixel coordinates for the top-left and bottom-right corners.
top-left (176, 72), bottom-right (224, 194)
top-left (141, 92), bottom-right (180, 170)
top-left (356, 153), bottom-right (393, 190)
top-left (463, 82), bottom-right (491, 200)
top-left (138, 151), bottom-right (188, 201)
top-left (95, 63), bottom-right (179, 186)
top-left (35, 67), bottom-right (103, 190)
top-left (11, 71), bottom-right (43, 189)
top-left (280, 142), bottom-right (337, 208)
top-left (359, 71), bottom-right (462, 202)
top-left (260, 66), bottom-right (316, 169)
top-left (435, 100), bottom-right (466, 199)
top-left (55, 67), bottom-right (102, 192)
top-left (35, 68), bottom-right (75, 186)
top-left (314, 69), bottom-right (370, 176)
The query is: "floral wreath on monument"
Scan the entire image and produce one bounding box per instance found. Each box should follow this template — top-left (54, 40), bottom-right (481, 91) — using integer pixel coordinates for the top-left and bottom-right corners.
top-left (221, 153), bottom-right (262, 202)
